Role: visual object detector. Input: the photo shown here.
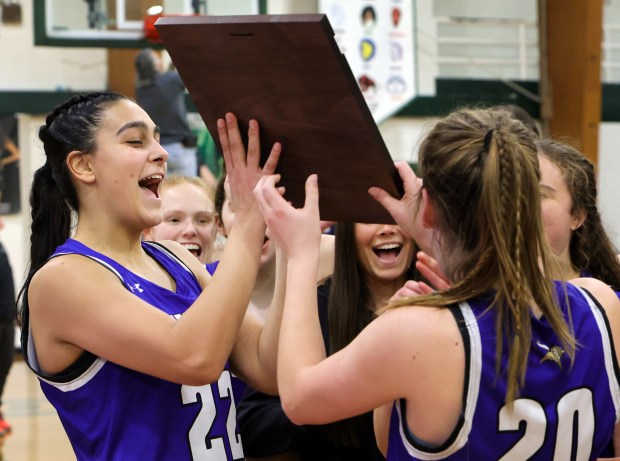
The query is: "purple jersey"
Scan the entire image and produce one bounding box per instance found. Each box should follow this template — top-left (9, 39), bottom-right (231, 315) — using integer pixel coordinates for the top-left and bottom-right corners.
top-left (387, 282), bottom-right (620, 460)
top-left (22, 239), bottom-right (244, 460)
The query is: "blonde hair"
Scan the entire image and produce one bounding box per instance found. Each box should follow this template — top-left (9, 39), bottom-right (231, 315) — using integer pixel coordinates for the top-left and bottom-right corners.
top-left (160, 175), bottom-right (214, 201)
top-left (390, 108), bottom-right (575, 403)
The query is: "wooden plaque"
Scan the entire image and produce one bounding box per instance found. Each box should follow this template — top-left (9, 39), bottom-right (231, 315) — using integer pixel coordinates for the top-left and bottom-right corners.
top-left (156, 14), bottom-right (403, 223)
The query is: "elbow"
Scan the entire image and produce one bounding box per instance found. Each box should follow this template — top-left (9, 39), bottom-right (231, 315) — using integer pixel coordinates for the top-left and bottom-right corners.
top-left (175, 355), bottom-right (228, 386)
top-left (181, 370), bottom-right (222, 387)
top-left (279, 390), bottom-right (310, 425)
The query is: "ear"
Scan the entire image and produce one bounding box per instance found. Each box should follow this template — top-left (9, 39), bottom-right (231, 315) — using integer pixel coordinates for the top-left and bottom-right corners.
top-left (214, 213), bottom-right (228, 238)
top-left (419, 189), bottom-right (436, 229)
top-left (571, 208), bottom-right (587, 231)
top-left (66, 151), bottom-right (96, 184)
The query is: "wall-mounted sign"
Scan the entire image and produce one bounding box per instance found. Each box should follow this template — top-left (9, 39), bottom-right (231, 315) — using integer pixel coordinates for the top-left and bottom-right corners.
top-left (319, 0), bottom-right (416, 123)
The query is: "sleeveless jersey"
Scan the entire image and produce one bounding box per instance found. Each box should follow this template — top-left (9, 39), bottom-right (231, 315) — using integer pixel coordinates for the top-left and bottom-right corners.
top-left (387, 282), bottom-right (620, 460)
top-left (21, 239), bottom-right (244, 461)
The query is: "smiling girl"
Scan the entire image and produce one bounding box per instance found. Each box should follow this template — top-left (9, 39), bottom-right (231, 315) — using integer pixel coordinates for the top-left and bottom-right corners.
top-left (144, 175), bottom-right (218, 264)
top-left (18, 92), bottom-right (282, 461)
top-left (254, 108), bottom-right (620, 460)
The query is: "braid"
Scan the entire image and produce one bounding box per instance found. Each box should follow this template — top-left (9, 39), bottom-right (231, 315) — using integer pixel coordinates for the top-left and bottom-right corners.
top-left (19, 92), bottom-right (129, 321)
top-left (388, 108), bottom-right (575, 404)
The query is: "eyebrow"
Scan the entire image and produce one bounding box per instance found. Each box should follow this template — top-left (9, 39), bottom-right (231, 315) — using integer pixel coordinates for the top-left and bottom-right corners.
top-left (540, 183), bottom-right (556, 192)
top-left (116, 121), bottom-right (161, 137)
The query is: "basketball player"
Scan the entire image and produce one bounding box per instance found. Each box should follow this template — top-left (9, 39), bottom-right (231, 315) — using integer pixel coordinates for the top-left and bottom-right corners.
top-left (19, 92), bottom-right (281, 460)
top-left (253, 108), bottom-right (620, 459)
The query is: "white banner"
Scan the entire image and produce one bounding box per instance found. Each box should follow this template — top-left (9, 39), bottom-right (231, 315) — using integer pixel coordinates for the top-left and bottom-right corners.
top-left (319, 0), bottom-right (416, 123)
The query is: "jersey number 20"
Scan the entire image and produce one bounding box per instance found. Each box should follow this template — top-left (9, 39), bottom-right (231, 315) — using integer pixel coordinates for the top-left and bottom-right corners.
top-left (498, 388), bottom-right (594, 460)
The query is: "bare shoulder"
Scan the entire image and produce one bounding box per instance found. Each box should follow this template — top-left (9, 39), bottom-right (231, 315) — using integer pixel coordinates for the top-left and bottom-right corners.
top-left (571, 278), bottom-right (620, 367)
top-left (362, 304), bottom-right (464, 407)
top-left (29, 253), bottom-right (125, 310)
top-left (31, 253), bottom-right (99, 291)
top-left (369, 304), bottom-right (462, 365)
top-left (377, 304), bottom-right (458, 338)
top-left (569, 277), bottom-right (620, 311)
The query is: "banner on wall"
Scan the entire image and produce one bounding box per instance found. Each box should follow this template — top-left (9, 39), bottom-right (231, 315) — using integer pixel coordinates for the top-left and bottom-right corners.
top-left (319, 0), bottom-right (416, 123)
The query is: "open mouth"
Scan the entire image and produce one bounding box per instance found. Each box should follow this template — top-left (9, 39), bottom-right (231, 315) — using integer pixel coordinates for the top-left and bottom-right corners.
top-left (372, 243), bottom-right (402, 262)
top-left (139, 174), bottom-right (163, 198)
top-left (182, 243), bottom-right (202, 259)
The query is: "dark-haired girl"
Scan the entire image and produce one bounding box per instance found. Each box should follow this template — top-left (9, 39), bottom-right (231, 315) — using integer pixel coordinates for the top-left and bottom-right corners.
top-left (19, 92), bottom-right (281, 460)
top-left (238, 221), bottom-right (416, 461)
top-left (538, 138), bottom-right (620, 291)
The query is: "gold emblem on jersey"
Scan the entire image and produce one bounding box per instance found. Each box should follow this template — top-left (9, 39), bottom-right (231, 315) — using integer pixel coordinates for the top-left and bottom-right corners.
top-left (540, 345), bottom-right (565, 368)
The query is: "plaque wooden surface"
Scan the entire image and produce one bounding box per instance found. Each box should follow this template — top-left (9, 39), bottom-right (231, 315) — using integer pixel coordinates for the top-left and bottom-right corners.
top-left (156, 14), bottom-right (403, 223)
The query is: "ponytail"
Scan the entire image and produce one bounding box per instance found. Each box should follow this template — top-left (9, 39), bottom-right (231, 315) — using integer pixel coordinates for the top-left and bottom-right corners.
top-left (28, 163), bottom-right (73, 274)
top-left (387, 108), bottom-right (575, 403)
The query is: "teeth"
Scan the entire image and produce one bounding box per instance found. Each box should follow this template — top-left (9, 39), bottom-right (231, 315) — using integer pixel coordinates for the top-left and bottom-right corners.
top-left (375, 243), bottom-right (401, 251)
top-left (139, 174), bottom-right (163, 184)
top-left (183, 243), bottom-right (200, 251)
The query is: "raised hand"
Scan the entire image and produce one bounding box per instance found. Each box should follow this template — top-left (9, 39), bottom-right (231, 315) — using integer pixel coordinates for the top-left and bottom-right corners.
top-left (254, 174), bottom-right (322, 260)
top-left (368, 161), bottom-right (422, 240)
top-left (217, 113), bottom-right (281, 220)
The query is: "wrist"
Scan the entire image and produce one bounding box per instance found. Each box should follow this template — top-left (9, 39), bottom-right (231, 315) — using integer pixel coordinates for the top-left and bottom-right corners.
top-left (227, 215), bottom-right (266, 245)
top-left (287, 249), bottom-right (320, 273)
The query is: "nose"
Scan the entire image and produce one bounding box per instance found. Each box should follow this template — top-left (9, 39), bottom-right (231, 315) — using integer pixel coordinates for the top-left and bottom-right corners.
top-left (151, 140), bottom-right (169, 164)
top-left (181, 220), bottom-right (198, 237)
top-left (379, 224), bottom-right (397, 236)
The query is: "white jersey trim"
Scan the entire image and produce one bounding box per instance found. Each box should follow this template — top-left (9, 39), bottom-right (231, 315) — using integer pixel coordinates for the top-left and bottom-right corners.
top-left (397, 302), bottom-right (482, 460)
top-left (576, 286), bottom-right (620, 422)
top-left (26, 321), bottom-right (107, 392)
top-left (144, 241), bottom-right (195, 275)
top-left (37, 357), bottom-right (107, 392)
top-left (25, 252), bottom-right (118, 392)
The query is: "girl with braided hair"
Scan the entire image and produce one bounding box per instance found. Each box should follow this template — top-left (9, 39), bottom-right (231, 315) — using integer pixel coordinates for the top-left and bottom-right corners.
top-left (18, 92), bottom-right (283, 460)
top-left (253, 108), bottom-right (620, 460)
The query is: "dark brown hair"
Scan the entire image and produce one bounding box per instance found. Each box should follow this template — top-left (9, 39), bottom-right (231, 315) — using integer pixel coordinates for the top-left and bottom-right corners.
top-left (537, 138), bottom-right (620, 289)
top-left (18, 92), bottom-right (129, 323)
top-left (327, 221), bottom-right (418, 447)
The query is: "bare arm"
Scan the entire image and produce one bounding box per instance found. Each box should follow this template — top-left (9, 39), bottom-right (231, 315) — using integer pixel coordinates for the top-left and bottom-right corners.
top-left (29, 114), bottom-right (281, 386)
top-left (570, 278), bottom-right (620, 460)
top-left (318, 233), bottom-right (335, 282)
top-left (230, 244), bottom-right (287, 394)
top-left (374, 402), bottom-right (392, 456)
top-left (253, 174), bottom-right (398, 421)
top-left (230, 232), bottom-right (333, 394)
top-left (253, 175), bottom-right (464, 435)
